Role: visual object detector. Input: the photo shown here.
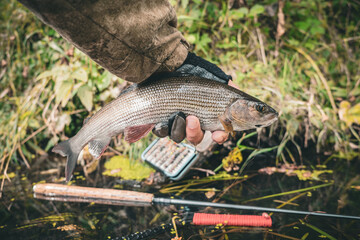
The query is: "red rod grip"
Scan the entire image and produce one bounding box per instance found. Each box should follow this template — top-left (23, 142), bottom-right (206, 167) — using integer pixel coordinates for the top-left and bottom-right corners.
top-left (192, 213), bottom-right (272, 227)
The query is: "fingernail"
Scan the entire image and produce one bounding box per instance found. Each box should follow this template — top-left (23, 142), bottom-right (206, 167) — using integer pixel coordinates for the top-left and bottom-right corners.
top-left (187, 118), bottom-right (198, 130)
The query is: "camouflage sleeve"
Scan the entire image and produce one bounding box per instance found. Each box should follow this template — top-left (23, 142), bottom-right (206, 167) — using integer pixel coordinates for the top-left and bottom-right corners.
top-left (18, 0), bottom-right (189, 83)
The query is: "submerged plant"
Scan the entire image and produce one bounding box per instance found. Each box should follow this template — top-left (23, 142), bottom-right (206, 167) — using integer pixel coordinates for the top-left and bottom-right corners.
top-left (103, 155), bottom-right (154, 181)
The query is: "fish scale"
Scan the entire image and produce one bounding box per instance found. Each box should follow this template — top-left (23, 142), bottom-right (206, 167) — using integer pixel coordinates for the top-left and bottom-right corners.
top-left (52, 76), bottom-right (278, 181)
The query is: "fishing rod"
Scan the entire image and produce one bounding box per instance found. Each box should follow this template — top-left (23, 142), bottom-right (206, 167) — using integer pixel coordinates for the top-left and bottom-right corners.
top-left (33, 183), bottom-right (360, 221)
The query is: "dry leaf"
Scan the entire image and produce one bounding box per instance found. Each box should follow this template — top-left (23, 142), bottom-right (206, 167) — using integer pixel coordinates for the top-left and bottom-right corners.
top-left (205, 191), bottom-right (216, 199)
top-left (276, 0), bottom-right (285, 38)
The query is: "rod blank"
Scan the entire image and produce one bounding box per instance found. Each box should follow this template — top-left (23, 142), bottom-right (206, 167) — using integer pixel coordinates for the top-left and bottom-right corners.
top-left (154, 198), bottom-right (360, 221)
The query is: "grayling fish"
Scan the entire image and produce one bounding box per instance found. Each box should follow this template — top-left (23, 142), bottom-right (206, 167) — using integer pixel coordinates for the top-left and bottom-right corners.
top-left (53, 76), bottom-right (278, 181)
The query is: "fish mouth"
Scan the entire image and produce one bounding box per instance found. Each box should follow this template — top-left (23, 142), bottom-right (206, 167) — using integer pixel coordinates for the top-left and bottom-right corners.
top-left (266, 115), bottom-right (279, 126)
top-left (256, 114), bottom-right (278, 128)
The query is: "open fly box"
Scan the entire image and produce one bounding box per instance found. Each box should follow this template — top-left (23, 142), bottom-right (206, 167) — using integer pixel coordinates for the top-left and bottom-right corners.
top-left (141, 138), bottom-right (199, 180)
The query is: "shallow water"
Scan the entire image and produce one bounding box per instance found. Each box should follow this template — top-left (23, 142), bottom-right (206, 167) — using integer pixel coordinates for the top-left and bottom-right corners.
top-left (1, 144), bottom-right (360, 240)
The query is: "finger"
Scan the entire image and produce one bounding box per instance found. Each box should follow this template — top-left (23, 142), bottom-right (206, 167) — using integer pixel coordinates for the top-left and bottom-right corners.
top-left (212, 131), bottom-right (229, 145)
top-left (152, 122), bottom-right (169, 138)
top-left (186, 116), bottom-right (204, 145)
top-left (170, 114), bottom-right (186, 143)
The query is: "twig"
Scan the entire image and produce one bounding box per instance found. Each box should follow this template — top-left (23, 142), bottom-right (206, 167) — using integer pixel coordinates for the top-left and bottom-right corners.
top-left (212, 174), bottom-right (256, 204)
top-left (107, 146), bottom-right (122, 155)
top-left (254, 16), bottom-right (267, 66)
top-left (351, 77), bottom-right (360, 96)
top-left (21, 125), bottom-right (47, 145)
top-left (0, 153), bottom-right (8, 178)
top-left (274, 192), bottom-right (306, 210)
top-left (68, 109), bottom-right (87, 115)
top-left (0, 147), bottom-right (15, 198)
top-left (343, 36), bottom-right (360, 42)
top-left (275, 0), bottom-right (285, 58)
top-left (266, 231), bottom-right (301, 240)
top-left (42, 93), bottom-right (57, 136)
top-left (17, 145), bottom-right (30, 169)
top-left (213, 180), bottom-right (243, 204)
top-left (273, 200), bottom-right (299, 206)
top-left (191, 167), bottom-right (215, 176)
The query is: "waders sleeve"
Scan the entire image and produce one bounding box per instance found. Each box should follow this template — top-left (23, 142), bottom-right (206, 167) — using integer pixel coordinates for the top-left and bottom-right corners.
top-left (18, 0), bottom-right (190, 83)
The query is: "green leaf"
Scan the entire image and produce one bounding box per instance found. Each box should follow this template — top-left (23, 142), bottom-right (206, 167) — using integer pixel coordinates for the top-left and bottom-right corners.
top-left (301, 232), bottom-right (309, 240)
top-left (96, 71), bottom-right (112, 91)
top-left (48, 41), bottom-right (65, 54)
top-left (71, 68), bottom-right (88, 82)
top-left (231, 7), bottom-right (249, 19)
top-left (332, 87), bottom-right (348, 98)
top-left (181, 0), bottom-right (189, 9)
top-left (185, 34), bottom-right (196, 44)
top-left (36, 70), bottom-right (53, 81)
top-left (249, 4), bottom-right (264, 17)
top-left (77, 85), bottom-right (93, 112)
top-left (245, 182), bottom-right (333, 203)
top-left (310, 25), bottom-right (325, 35)
top-left (55, 80), bottom-right (73, 106)
top-left (350, 87), bottom-right (360, 96)
top-left (302, 222), bottom-right (336, 240)
top-left (295, 20), bottom-right (311, 32)
top-left (28, 119), bottom-right (40, 129)
top-left (177, 15), bottom-right (198, 21)
top-left (237, 131), bottom-right (258, 146)
top-left (239, 146), bottom-right (278, 175)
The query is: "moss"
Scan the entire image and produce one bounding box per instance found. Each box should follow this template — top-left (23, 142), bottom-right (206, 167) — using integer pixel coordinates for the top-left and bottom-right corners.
top-left (103, 155), bottom-right (154, 181)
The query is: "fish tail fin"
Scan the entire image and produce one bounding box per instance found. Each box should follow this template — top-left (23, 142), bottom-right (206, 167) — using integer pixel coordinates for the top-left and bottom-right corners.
top-left (52, 139), bottom-right (80, 182)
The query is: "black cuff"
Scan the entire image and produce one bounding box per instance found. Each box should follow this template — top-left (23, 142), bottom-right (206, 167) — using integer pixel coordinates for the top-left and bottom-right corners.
top-left (183, 52), bottom-right (232, 84)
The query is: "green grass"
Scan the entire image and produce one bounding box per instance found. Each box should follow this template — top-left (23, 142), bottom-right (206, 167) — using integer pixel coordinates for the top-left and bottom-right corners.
top-left (0, 0), bottom-right (359, 186)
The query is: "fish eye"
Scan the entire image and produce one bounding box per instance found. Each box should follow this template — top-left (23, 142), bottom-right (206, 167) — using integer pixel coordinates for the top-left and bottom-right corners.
top-left (255, 104), bottom-right (265, 113)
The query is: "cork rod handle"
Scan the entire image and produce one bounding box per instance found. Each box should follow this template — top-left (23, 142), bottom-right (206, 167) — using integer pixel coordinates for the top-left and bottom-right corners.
top-left (33, 183), bottom-right (154, 206)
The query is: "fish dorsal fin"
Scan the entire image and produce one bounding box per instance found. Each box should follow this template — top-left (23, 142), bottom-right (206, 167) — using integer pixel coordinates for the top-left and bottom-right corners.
top-left (124, 124), bottom-right (155, 143)
top-left (83, 116), bottom-right (92, 125)
top-left (118, 83), bottom-right (138, 97)
top-left (88, 137), bottom-right (111, 158)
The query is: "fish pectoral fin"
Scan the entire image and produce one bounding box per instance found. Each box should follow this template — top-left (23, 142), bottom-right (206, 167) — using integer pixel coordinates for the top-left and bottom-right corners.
top-left (218, 114), bottom-right (235, 137)
top-left (88, 138), bottom-right (111, 159)
top-left (125, 124), bottom-right (155, 143)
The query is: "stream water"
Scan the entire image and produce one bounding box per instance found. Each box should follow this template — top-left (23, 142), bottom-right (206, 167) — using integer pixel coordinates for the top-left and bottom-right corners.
top-left (0, 141), bottom-right (359, 240)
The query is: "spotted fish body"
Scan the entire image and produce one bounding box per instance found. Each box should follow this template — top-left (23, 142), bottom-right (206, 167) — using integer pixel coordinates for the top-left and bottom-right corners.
top-left (53, 76), bottom-right (278, 181)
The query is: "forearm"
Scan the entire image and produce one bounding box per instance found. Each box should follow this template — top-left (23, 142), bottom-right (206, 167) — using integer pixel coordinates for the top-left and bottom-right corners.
top-left (18, 0), bottom-right (189, 83)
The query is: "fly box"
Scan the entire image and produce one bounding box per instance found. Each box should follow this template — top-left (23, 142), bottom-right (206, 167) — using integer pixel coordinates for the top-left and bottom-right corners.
top-left (141, 138), bottom-right (199, 180)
